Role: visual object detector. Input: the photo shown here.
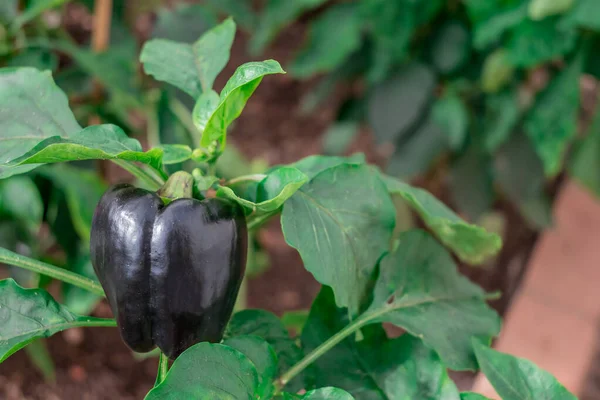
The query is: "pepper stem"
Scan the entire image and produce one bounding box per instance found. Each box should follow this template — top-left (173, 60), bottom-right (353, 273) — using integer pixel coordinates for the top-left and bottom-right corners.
top-left (157, 171), bottom-right (194, 203)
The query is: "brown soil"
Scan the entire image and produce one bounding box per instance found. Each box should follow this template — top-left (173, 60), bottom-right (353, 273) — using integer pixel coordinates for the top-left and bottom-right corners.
top-left (0, 8), bottom-right (540, 400)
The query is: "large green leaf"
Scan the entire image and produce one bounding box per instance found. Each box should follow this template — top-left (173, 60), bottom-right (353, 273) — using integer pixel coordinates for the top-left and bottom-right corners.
top-left (507, 17), bottom-right (577, 67)
top-left (226, 309), bottom-right (304, 391)
top-left (0, 68), bottom-right (81, 178)
top-left (287, 154), bottom-right (366, 180)
top-left (222, 335), bottom-right (278, 399)
top-left (291, 3), bottom-right (362, 78)
top-left (4, 124), bottom-right (163, 175)
top-left (0, 279), bottom-right (115, 363)
top-left (281, 164), bottom-right (396, 314)
top-left (0, 176), bottom-right (43, 233)
top-left (367, 63), bottom-right (436, 144)
top-left (383, 175), bottom-right (501, 264)
top-left (524, 50), bottom-right (583, 177)
top-left (302, 287), bottom-right (461, 399)
top-left (217, 167), bottom-right (308, 214)
top-left (141, 18), bottom-right (236, 98)
top-left (473, 340), bottom-right (577, 400)
top-left (145, 342), bottom-right (260, 399)
top-left (365, 230), bottom-right (501, 370)
top-left (250, 0), bottom-right (328, 55)
top-left (200, 60), bottom-right (285, 148)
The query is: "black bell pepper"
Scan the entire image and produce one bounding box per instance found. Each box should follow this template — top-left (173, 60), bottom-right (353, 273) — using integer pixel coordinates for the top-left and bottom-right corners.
top-left (90, 172), bottom-right (247, 359)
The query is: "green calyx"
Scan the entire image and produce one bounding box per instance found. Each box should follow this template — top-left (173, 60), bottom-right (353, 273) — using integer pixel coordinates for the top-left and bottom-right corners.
top-left (157, 171), bottom-right (194, 203)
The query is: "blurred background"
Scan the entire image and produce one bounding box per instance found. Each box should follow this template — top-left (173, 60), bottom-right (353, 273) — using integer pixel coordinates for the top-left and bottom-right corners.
top-left (1, 0), bottom-right (600, 398)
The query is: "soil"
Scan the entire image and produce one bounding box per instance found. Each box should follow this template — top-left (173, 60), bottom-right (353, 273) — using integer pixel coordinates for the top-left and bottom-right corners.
top-left (0, 5), bottom-right (541, 400)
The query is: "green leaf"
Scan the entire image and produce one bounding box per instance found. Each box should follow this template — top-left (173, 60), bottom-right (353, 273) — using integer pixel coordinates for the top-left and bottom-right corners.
top-left (473, 340), bottom-right (577, 400)
top-left (222, 335), bottom-right (278, 399)
top-left (430, 21), bottom-right (471, 75)
top-left (0, 68), bottom-right (81, 178)
top-left (302, 287), bottom-right (462, 399)
top-left (383, 175), bottom-right (502, 264)
top-left (152, 4), bottom-right (217, 43)
top-left (280, 310), bottom-right (309, 333)
top-left (481, 49), bottom-right (515, 93)
top-left (250, 0), bottom-right (328, 55)
top-left (285, 387), bottom-right (356, 399)
top-left (570, 106), bottom-right (600, 197)
top-left (525, 49), bottom-right (583, 176)
top-left (507, 17), bottom-right (577, 67)
top-left (145, 342), bottom-right (260, 399)
top-left (0, 176), bottom-right (43, 233)
top-left (561, 0), bottom-right (600, 30)
top-left (367, 63), bottom-right (436, 144)
top-left (472, 3), bottom-right (528, 50)
top-left (484, 90), bottom-right (520, 151)
top-left (159, 144), bottom-right (193, 165)
top-left (460, 393), bottom-right (493, 400)
top-left (61, 253), bottom-right (101, 316)
top-left (366, 230), bottom-right (501, 370)
top-left (12, 0), bottom-right (68, 30)
top-left (141, 18), bottom-right (236, 98)
top-left (5, 124), bottom-right (164, 174)
top-left (192, 90), bottom-right (220, 132)
top-left (217, 167), bottom-right (308, 215)
top-left (291, 3), bottom-right (362, 78)
top-left (287, 154), bottom-right (366, 180)
top-left (529, 0), bottom-right (575, 20)
top-left (0, 278), bottom-right (115, 363)
top-left (432, 92), bottom-right (469, 150)
top-left (226, 309), bottom-right (304, 391)
top-left (281, 164), bottom-right (396, 314)
top-left (200, 60), bottom-right (285, 148)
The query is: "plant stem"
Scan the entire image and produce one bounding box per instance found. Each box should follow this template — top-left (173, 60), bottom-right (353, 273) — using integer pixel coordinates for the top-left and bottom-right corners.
top-left (0, 248), bottom-right (105, 297)
top-left (225, 174), bottom-right (267, 186)
top-left (274, 314), bottom-right (370, 390)
top-left (113, 160), bottom-right (164, 190)
top-left (72, 318), bottom-right (117, 328)
top-left (169, 97), bottom-right (201, 148)
top-left (154, 353), bottom-right (169, 387)
top-left (247, 212), bottom-right (276, 232)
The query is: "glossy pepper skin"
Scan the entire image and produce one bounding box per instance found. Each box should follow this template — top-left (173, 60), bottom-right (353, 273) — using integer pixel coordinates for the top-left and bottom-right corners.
top-left (90, 184), bottom-right (247, 359)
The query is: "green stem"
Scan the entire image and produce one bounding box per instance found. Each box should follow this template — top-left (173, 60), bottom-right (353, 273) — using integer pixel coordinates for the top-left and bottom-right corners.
top-left (154, 353), bottom-right (170, 387)
top-left (0, 247), bottom-right (105, 297)
top-left (113, 160), bottom-right (164, 190)
top-left (169, 97), bottom-right (201, 148)
top-left (71, 318), bottom-right (117, 328)
top-left (274, 314), bottom-right (370, 390)
top-left (247, 212), bottom-right (276, 232)
top-left (225, 174), bottom-right (267, 186)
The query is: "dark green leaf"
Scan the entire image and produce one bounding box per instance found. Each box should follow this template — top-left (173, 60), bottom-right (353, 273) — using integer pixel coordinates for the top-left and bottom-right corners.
top-left (203, 0), bottom-right (256, 31)
top-left (366, 230), bottom-right (501, 370)
top-left (280, 310), bottom-right (309, 333)
top-left (287, 387), bottom-right (356, 399)
top-left (430, 21), bottom-right (471, 75)
top-left (0, 176), bottom-right (43, 233)
top-left (222, 335), bottom-right (278, 399)
top-left (159, 144), bottom-right (193, 165)
top-left (460, 393), bottom-right (492, 400)
top-left (141, 19), bottom-right (236, 98)
top-left (200, 60), bottom-right (285, 148)
top-left (484, 90), bottom-right (520, 151)
top-left (302, 287), bottom-right (462, 399)
top-left (368, 63), bottom-right (436, 144)
top-left (525, 49), bottom-right (583, 176)
top-left (152, 4), bottom-right (217, 43)
top-left (507, 17), bottom-right (577, 67)
top-left (473, 340), bottom-right (576, 400)
top-left (291, 3), bottom-right (362, 78)
top-left (287, 154), bottom-right (366, 180)
top-left (145, 342), bottom-right (260, 399)
top-left (472, 3), bottom-right (528, 50)
top-left (226, 309), bottom-right (304, 391)
top-left (432, 92), bottom-right (469, 150)
top-left (0, 68), bottom-right (81, 178)
top-left (0, 278), bottom-right (114, 363)
top-left (383, 175), bottom-right (502, 264)
top-left (6, 49), bottom-right (58, 72)
top-left (281, 164), bottom-right (395, 314)
top-left (61, 253), bottom-right (100, 316)
top-left (250, 0), bottom-right (328, 55)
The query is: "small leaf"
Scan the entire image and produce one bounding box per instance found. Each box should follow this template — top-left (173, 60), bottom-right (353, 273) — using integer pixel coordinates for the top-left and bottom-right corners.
top-left (302, 287), bottom-right (462, 398)
top-left (200, 60), bottom-right (285, 148)
top-left (223, 335), bottom-right (278, 398)
top-left (0, 279), bottom-right (114, 363)
top-left (481, 49), bottom-right (515, 94)
top-left (141, 19), bottom-right (236, 98)
top-left (529, 0), bottom-right (575, 20)
top-left (158, 144), bottom-right (193, 165)
top-left (291, 3), bottom-right (362, 78)
top-left (383, 175), bottom-right (502, 264)
top-left (145, 342), bottom-right (260, 399)
top-left (473, 340), bottom-right (577, 400)
top-left (287, 154), bottom-right (366, 179)
top-left (367, 63), bottom-right (436, 144)
top-left (226, 309), bottom-right (304, 391)
top-left (525, 49), bottom-right (583, 176)
top-left (366, 231), bottom-right (501, 370)
top-left (281, 164), bottom-right (396, 314)
top-left (192, 90), bottom-right (220, 132)
top-left (432, 92), bottom-right (469, 150)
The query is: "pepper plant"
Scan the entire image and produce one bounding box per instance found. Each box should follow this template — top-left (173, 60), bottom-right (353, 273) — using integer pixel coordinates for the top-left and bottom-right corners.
top-left (0, 19), bottom-right (578, 400)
